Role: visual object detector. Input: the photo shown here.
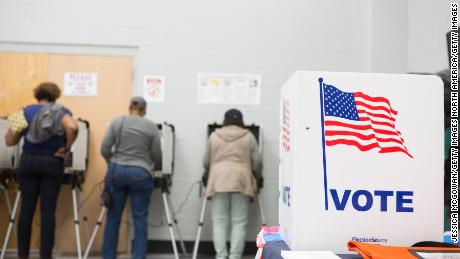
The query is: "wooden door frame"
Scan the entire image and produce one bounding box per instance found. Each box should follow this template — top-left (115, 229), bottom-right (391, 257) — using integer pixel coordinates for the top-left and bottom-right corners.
top-left (0, 41), bottom-right (139, 96)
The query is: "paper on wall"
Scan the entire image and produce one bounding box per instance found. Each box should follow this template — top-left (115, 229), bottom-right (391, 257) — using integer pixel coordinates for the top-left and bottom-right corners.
top-left (143, 75), bottom-right (165, 103)
top-left (64, 72), bottom-right (98, 97)
top-left (196, 73), bottom-right (261, 105)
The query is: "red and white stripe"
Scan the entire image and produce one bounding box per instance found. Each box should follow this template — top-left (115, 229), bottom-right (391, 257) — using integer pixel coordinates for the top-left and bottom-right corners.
top-left (282, 100), bottom-right (291, 152)
top-left (325, 91), bottom-right (413, 158)
top-left (282, 126), bottom-right (290, 152)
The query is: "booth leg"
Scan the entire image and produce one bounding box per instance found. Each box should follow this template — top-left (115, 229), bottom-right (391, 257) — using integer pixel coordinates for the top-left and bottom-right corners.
top-left (1, 185), bottom-right (17, 241)
top-left (83, 207), bottom-right (106, 259)
top-left (78, 190), bottom-right (91, 242)
top-left (167, 195), bottom-right (188, 255)
top-left (0, 191), bottom-right (20, 259)
top-left (1, 186), bottom-right (12, 220)
top-left (257, 195), bottom-right (267, 226)
top-left (162, 192), bottom-right (179, 259)
top-left (72, 188), bottom-right (83, 259)
top-left (192, 196), bottom-right (207, 259)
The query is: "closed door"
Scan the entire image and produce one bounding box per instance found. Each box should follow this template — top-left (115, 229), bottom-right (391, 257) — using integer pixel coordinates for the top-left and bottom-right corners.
top-left (0, 51), bottom-right (133, 253)
top-left (48, 54), bottom-right (133, 253)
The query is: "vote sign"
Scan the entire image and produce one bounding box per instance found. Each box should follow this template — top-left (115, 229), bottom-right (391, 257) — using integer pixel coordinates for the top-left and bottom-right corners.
top-left (279, 71), bottom-right (444, 253)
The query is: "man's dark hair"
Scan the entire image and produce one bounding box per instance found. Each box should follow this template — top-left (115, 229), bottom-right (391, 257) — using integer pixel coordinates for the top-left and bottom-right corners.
top-left (33, 82), bottom-right (61, 102)
top-left (129, 96), bottom-right (147, 112)
top-left (129, 102), bottom-right (146, 112)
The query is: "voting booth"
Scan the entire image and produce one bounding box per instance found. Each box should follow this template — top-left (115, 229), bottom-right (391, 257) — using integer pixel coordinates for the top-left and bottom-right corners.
top-left (0, 118), bottom-right (18, 206)
top-left (67, 119), bottom-right (90, 259)
top-left (0, 119), bottom-right (19, 171)
top-left (65, 119), bottom-right (89, 174)
top-left (86, 122), bottom-right (184, 259)
top-left (279, 71), bottom-right (444, 253)
top-left (158, 123), bottom-right (175, 176)
top-left (192, 123), bottom-right (266, 259)
top-left (0, 118), bottom-right (90, 175)
top-left (112, 123), bottom-right (186, 259)
top-left (0, 118), bottom-right (90, 259)
top-left (149, 122), bottom-right (187, 259)
top-left (0, 119), bottom-right (18, 234)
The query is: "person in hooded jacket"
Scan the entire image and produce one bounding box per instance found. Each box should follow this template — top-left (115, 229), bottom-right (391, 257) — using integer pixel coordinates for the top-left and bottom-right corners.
top-left (203, 109), bottom-right (263, 259)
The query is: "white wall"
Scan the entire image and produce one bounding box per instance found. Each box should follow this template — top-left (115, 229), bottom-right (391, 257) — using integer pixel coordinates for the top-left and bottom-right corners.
top-left (133, 0), bottom-right (371, 241)
top-left (369, 0), bottom-right (408, 73)
top-left (366, 0), bottom-right (458, 74)
top-left (408, 0), bottom-right (457, 73)
top-left (0, 0), bottom-right (446, 243)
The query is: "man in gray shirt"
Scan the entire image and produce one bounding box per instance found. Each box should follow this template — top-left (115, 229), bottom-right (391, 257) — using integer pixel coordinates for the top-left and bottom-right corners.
top-left (100, 97), bottom-right (162, 259)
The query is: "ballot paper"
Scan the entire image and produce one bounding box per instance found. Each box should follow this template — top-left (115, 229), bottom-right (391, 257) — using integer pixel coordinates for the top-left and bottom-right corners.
top-left (281, 250), bottom-right (341, 259)
top-left (415, 252), bottom-right (460, 259)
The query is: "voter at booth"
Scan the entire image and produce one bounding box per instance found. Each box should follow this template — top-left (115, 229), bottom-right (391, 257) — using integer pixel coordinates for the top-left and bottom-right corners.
top-left (202, 108), bottom-right (263, 259)
top-left (4, 82), bottom-right (79, 259)
top-left (100, 96), bottom-right (162, 259)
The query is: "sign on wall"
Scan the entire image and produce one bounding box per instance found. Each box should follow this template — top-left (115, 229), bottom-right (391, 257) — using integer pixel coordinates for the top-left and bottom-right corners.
top-left (143, 75), bottom-right (165, 103)
top-left (196, 73), bottom-right (261, 105)
top-left (279, 71), bottom-right (444, 253)
top-left (63, 72), bottom-right (98, 97)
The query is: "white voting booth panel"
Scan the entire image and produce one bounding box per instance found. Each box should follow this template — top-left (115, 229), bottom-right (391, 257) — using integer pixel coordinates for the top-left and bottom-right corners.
top-left (65, 119), bottom-right (89, 173)
top-left (0, 118), bottom-right (89, 173)
top-left (279, 71), bottom-right (444, 253)
top-left (0, 119), bottom-right (89, 259)
top-left (160, 123), bottom-right (174, 175)
top-left (0, 119), bottom-right (18, 170)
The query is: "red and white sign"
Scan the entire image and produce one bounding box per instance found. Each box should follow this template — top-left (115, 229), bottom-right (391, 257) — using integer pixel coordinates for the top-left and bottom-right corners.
top-left (64, 72), bottom-right (98, 97)
top-left (143, 76), bottom-right (165, 103)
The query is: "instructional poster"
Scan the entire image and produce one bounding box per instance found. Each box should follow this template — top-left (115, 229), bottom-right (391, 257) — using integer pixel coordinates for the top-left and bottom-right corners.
top-left (196, 73), bottom-right (261, 105)
top-left (143, 75), bottom-right (165, 103)
top-left (63, 72), bottom-right (98, 97)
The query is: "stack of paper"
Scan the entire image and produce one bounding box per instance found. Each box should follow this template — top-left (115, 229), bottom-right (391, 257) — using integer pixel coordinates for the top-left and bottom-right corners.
top-left (281, 250), bottom-right (341, 259)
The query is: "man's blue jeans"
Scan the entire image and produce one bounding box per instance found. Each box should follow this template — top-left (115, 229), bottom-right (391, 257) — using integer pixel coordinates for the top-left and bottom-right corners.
top-left (102, 163), bottom-right (154, 259)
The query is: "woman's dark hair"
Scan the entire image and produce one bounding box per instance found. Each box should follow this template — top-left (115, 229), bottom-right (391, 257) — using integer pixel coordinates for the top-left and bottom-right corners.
top-left (33, 82), bottom-right (61, 102)
top-left (223, 117), bottom-right (245, 127)
top-left (223, 108), bottom-right (244, 127)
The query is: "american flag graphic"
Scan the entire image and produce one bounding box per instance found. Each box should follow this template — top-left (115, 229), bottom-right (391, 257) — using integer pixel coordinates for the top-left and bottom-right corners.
top-left (322, 82), bottom-right (413, 158)
top-left (282, 99), bottom-right (291, 152)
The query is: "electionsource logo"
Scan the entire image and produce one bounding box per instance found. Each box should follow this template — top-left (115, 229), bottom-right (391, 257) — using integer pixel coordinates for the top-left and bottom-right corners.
top-left (351, 236), bottom-right (388, 243)
top-left (318, 78), bottom-right (415, 212)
